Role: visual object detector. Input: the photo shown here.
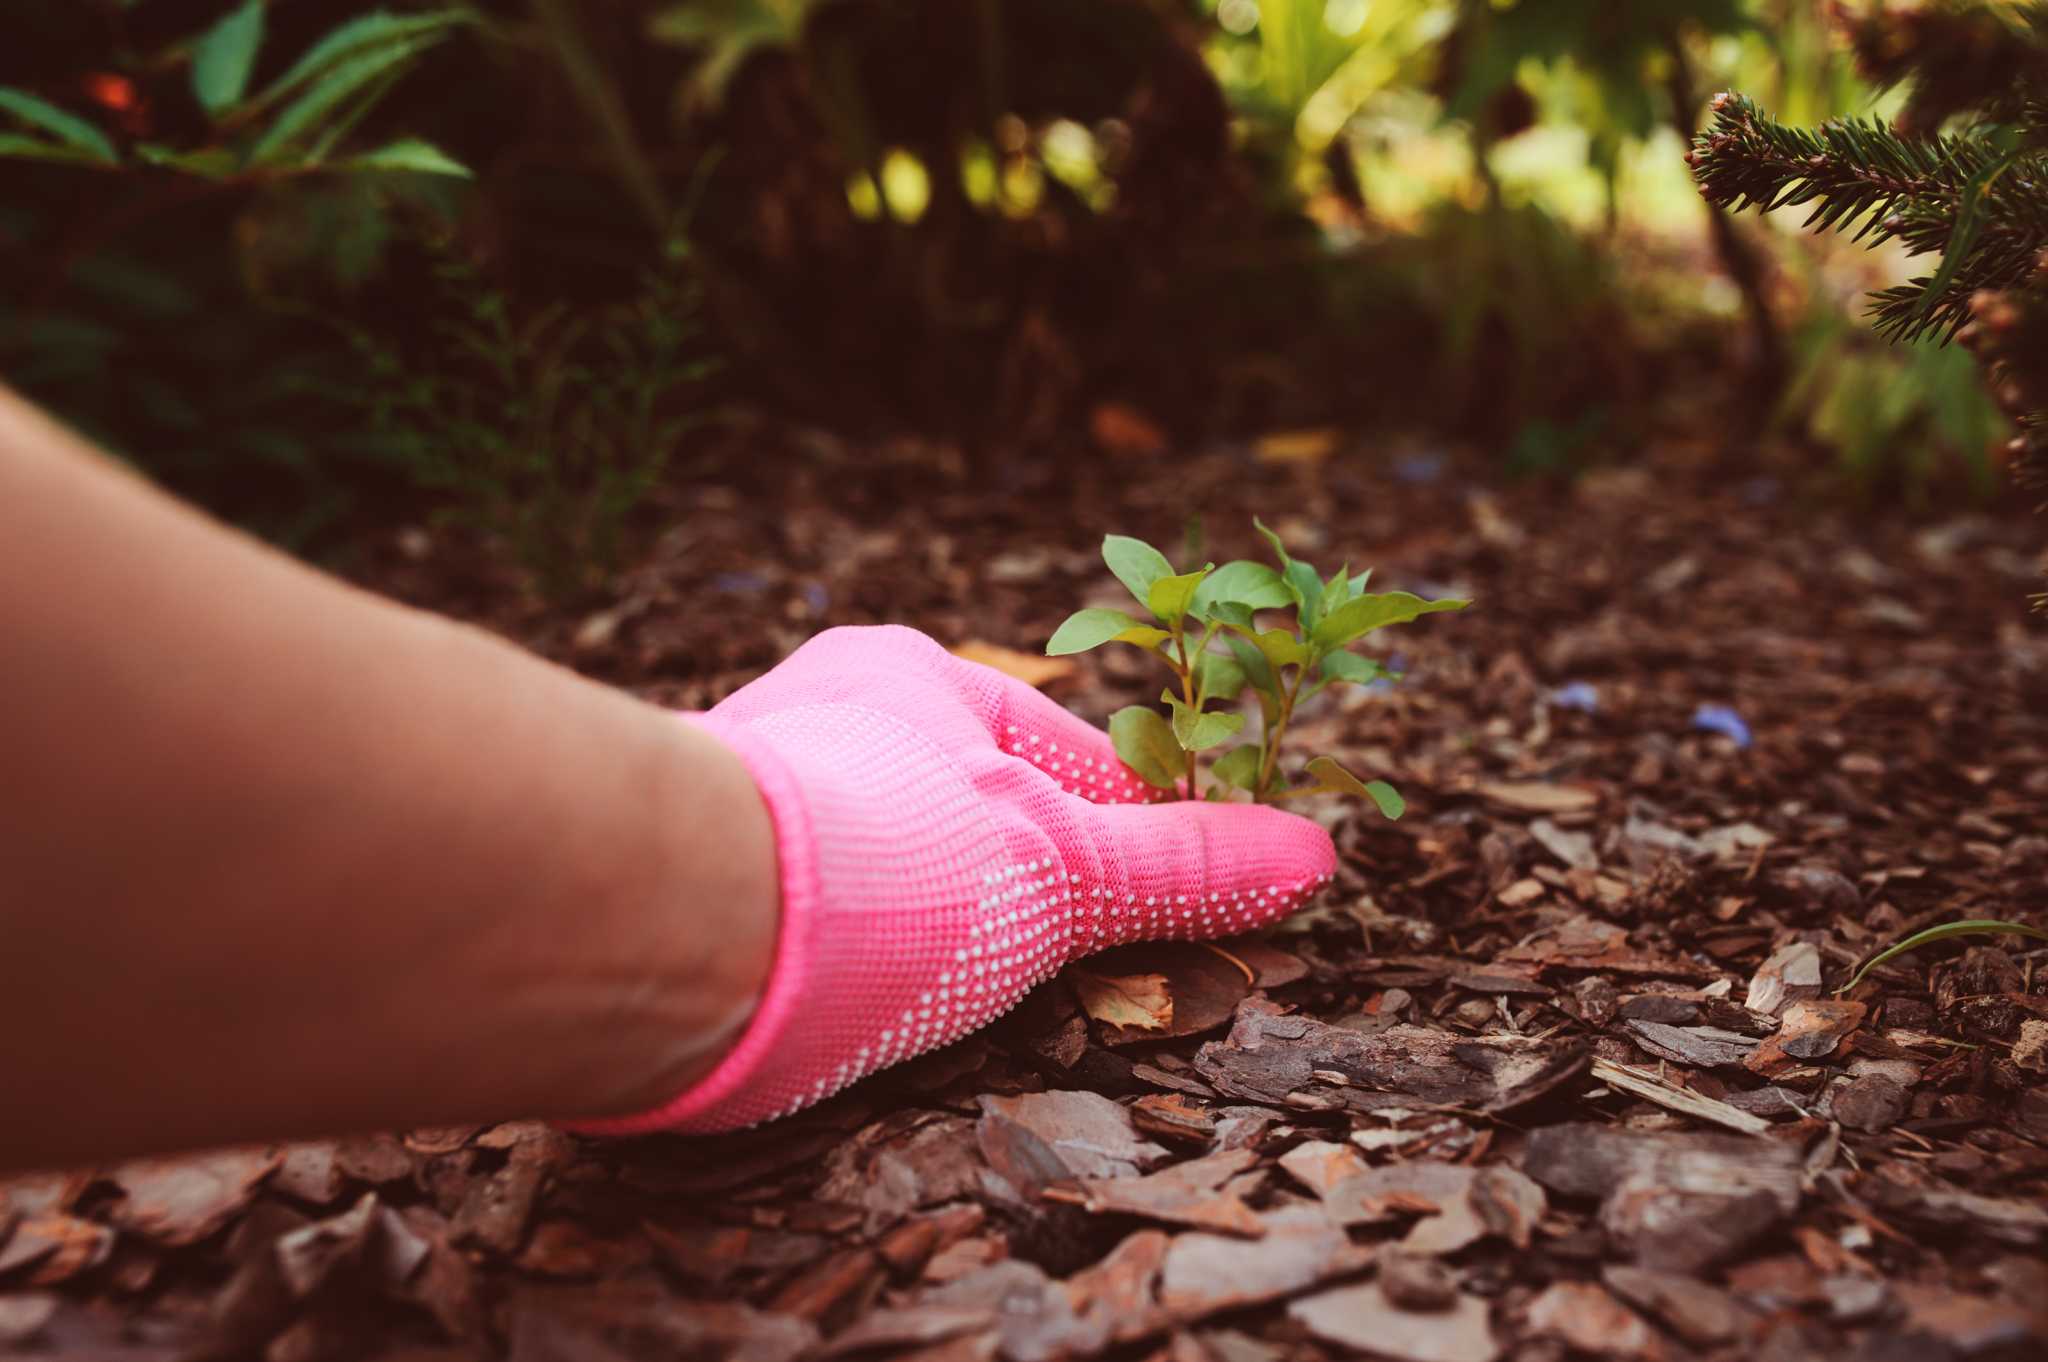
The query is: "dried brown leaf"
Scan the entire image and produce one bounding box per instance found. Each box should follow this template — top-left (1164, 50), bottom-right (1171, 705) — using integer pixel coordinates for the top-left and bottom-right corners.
top-left (950, 641), bottom-right (1076, 689)
top-left (1071, 969), bottom-right (1173, 1031)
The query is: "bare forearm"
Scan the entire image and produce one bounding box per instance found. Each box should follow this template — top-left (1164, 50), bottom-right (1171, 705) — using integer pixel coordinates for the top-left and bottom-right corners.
top-left (0, 388), bottom-right (775, 1169)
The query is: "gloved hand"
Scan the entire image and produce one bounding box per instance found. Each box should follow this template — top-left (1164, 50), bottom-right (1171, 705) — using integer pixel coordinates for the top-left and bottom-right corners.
top-left (575, 625), bottom-right (1335, 1135)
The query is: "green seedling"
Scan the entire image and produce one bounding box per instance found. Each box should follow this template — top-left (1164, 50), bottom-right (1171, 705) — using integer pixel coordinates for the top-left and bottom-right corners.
top-left (1837, 918), bottom-right (2048, 995)
top-left (1047, 521), bottom-right (1469, 812)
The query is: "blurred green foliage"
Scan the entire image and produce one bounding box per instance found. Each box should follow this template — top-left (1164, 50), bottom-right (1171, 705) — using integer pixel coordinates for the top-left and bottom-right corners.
top-left (0, 0), bottom-right (2012, 590)
top-left (346, 245), bottom-right (717, 595)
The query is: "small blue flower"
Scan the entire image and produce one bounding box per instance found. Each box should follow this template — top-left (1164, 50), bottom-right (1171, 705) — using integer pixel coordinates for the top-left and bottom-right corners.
top-left (1547, 681), bottom-right (1600, 713)
top-left (803, 582), bottom-right (831, 614)
top-left (712, 571), bottom-right (770, 596)
top-left (1393, 451), bottom-right (1447, 485)
top-left (1691, 703), bottom-right (1752, 749)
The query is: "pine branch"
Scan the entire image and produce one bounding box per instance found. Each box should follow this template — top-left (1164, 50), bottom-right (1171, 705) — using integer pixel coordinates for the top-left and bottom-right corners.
top-left (1690, 92), bottom-right (2048, 342)
top-left (1841, 0), bottom-right (2048, 140)
top-left (1693, 5), bottom-right (2048, 610)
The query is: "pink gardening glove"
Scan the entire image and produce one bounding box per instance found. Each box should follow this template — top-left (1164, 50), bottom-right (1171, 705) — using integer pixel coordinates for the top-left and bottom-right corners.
top-left (576, 625), bottom-right (1335, 1135)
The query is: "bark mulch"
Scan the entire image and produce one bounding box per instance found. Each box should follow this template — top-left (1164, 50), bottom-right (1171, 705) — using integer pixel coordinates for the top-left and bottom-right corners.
top-left (5, 417), bottom-right (2046, 1361)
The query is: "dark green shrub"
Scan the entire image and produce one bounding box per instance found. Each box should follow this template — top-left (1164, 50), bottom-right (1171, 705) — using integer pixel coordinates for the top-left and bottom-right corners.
top-left (344, 243), bottom-right (719, 597)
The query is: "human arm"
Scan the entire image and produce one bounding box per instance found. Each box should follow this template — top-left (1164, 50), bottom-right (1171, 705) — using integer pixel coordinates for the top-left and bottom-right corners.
top-left (0, 385), bottom-right (777, 1171)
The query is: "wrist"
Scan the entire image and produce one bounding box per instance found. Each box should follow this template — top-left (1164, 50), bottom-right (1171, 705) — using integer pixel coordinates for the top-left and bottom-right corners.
top-left (549, 706), bottom-right (782, 1121)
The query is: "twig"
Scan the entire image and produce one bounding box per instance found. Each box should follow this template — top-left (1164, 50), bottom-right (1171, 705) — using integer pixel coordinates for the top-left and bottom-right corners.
top-left (1199, 941), bottom-right (1256, 986)
top-left (1590, 1056), bottom-right (1772, 1136)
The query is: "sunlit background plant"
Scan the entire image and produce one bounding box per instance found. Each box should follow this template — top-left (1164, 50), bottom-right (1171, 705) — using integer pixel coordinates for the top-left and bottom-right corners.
top-left (0, 0), bottom-right (2030, 591)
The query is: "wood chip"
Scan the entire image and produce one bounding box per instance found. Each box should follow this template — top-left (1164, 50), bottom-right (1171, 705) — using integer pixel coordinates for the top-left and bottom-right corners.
top-left (1830, 1074), bottom-right (1909, 1132)
top-left (1158, 1207), bottom-right (1366, 1321)
top-left (1290, 1282), bottom-right (1499, 1362)
top-left (271, 1144), bottom-right (346, 1206)
top-left (0, 1213), bottom-right (114, 1285)
top-left (1129, 1094), bottom-right (1217, 1145)
top-left (1524, 1282), bottom-right (1659, 1359)
top-left (1529, 817), bottom-right (1599, 870)
top-left (505, 1283), bottom-right (817, 1362)
top-left (1625, 1021), bottom-right (1758, 1068)
top-left (2011, 1019), bottom-right (2048, 1074)
top-left (768, 1247), bottom-right (885, 1326)
top-left (0, 1293), bottom-right (57, 1346)
top-left (1525, 1123), bottom-right (1803, 1271)
top-left (1603, 1265), bottom-right (1754, 1347)
top-left (1895, 1282), bottom-right (2048, 1353)
top-left (1194, 998), bottom-right (1578, 1113)
top-left (108, 1147), bottom-right (283, 1247)
top-left (921, 1260), bottom-right (1093, 1360)
top-left (1591, 1057), bottom-right (1773, 1135)
top-left (1277, 1141), bottom-right (1369, 1198)
top-left (1861, 1184), bottom-right (2048, 1247)
top-left (1068, 1149), bottom-right (1266, 1236)
top-left (1065, 1227), bottom-right (1172, 1348)
top-left (821, 1304), bottom-right (997, 1357)
top-left (1746, 1000), bottom-right (1867, 1076)
top-left (1400, 1166), bottom-right (1547, 1256)
top-left (1475, 781), bottom-right (1600, 814)
top-left (976, 1091), bottom-right (1167, 1190)
top-left (1379, 1253), bottom-right (1461, 1312)
top-left (1745, 941), bottom-right (1823, 1016)
top-left (451, 1154), bottom-right (545, 1255)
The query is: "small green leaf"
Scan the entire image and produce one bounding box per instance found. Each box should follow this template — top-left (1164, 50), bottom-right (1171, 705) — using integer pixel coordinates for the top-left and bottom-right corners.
top-left (249, 27), bottom-right (451, 163)
top-left (1305, 756), bottom-right (1405, 819)
top-left (1109, 706), bottom-right (1183, 791)
top-left (344, 137), bottom-right (472, 177)
top-left (1047, 607), bottom-right (1169, 655)
top-left (1194, 651), bottom-right (1246, 705)
top-left (0, 133), bottom-right (109, 164)
top-left (258, 9), bottom-right (471, 105)
top-left (1361, 780), bottom-right (1404, 819)
top-left (1252, 628), bottom-right (1308, 671)
top-left (1350, 569), bottom-right (1373, 594)
top-left (1321, 651), bottom-right (1391, 685)
top-left (1322, 563), bottom-right (1353, 611)
top-left (1252, 516), bottom-right (1323, 625)
top-left (1838, 919), bottom-right (2048, 995)
top-left (1167, 700), bottom-right (1244, 752)
top-left (1283, 560), bottom-right (1324, 630)
top-left (1253, 516), bottom-right (1293, 569)
top-left (1312, 591), bottom-right (1470, 649)
top-left (1103, 534), bottom-right (1174, 611)
top-left (1147, 565), bottom-right (1214, 625)
top-left (1212, 744), bottom-right (1263, 790)
top-left (1226, 634), bottom-right (1276, 694)
top-left (0, 87), bottom-right (116, 163)
top-left (193, 0), bottom-right (266, 116)
top-left (1204, 600), bottom-right (1257, 631)
top-left (134, 143), bottom-right (239, 177)
top-left (1192, 559), bottom-right (1292, 615)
